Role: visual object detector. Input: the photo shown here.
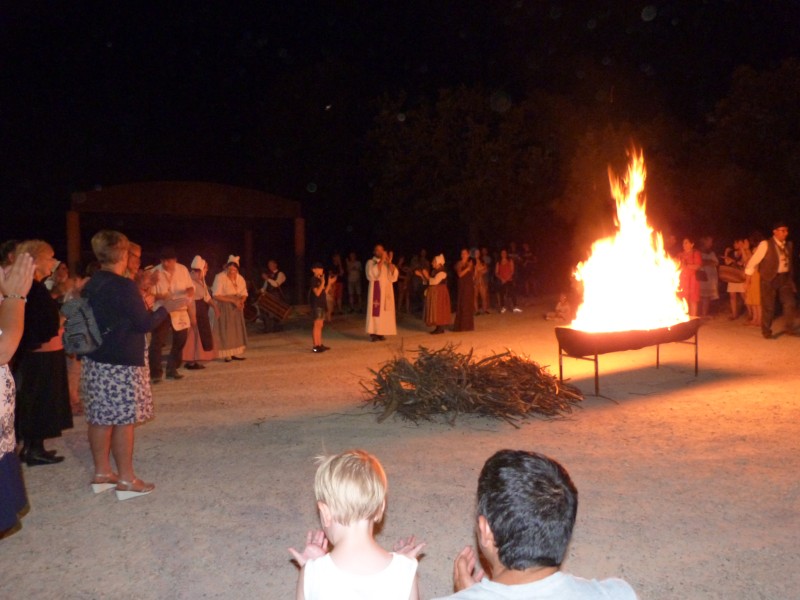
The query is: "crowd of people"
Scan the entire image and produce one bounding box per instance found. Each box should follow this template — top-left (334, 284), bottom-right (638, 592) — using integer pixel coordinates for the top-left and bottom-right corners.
top-left (0, 222), bottom-right (795, 544)
top-left (672, 221), bottom-right (797, 339)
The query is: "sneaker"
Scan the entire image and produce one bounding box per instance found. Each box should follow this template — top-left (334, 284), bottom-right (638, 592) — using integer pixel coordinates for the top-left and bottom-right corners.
top-left (150, 377), bottom-right (162, 385)
top-left (500, 307), bottom-right (507, 314)
top-left (166, 371), bottom-right (184, 380)
top-left (513, 307), bottom-right (523, 313)
top-left (312, 346), bottom-right (328, 353)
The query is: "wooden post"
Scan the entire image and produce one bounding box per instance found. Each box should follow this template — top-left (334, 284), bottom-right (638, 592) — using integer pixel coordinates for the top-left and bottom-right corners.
top-left (294, 217), bottom-right (305, 304)
top-left (66, 210), bottom-right (81, 276)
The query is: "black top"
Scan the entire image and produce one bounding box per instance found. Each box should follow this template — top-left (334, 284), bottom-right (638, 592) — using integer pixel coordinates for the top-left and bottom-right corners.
top-left (84, 270), bottom-right (169, 366)
top-left (308, 275), bottom-right (327, 310)
top-left (19, 279), bottom-right (61, 352)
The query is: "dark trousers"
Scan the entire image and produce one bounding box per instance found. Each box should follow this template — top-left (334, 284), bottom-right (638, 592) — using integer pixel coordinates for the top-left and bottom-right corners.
top-left (498, 281), bottom-right (517, 309)
top-left (148, 319), bottom-right (188, 377)
top-left (761, 272), bottom-right (796, 335)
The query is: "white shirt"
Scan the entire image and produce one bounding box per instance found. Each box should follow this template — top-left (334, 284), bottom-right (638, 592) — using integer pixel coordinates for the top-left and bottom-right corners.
top-left (212, 271), bottom-right (248, 297)
top-left (303, 553), bottom-right (417, 600)
top-left (151, 263), bottom-right (193, 311)
top-left (745, 238), bottom-right (789, 276)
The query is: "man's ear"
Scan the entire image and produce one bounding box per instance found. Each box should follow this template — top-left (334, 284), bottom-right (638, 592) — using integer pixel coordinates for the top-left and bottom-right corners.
top-left (318, 501), bottom-right (333, 528)
top-left (477, 515), bottom-right (496, 551)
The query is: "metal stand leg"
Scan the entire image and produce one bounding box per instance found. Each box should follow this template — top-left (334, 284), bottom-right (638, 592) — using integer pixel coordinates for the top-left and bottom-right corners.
top-left (594, 354), bottom-right (599, 396)
top-left (656, 344), bottom-right (660, 369)
top-left (694, 332), bottom-right (699, 376)
top-left (559, 345), bottom-right (563, 382)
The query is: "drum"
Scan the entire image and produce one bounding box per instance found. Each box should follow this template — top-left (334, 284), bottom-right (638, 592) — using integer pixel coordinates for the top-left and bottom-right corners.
top-left (718, 265), bottom-right (745, 283)
top-left (257, 292), bottom-right (292, 321)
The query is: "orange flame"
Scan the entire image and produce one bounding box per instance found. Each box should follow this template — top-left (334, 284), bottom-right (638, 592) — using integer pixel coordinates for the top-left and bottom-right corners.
top-left (570, 148), bottom-right (688, 332)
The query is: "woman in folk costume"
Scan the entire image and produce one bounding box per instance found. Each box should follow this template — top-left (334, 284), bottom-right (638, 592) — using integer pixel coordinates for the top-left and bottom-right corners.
top-left (417, 254), bottom-right (451, 334)
top-left (211, 255), bottom-right (248, 362)
top-left (183, 255), bottom-right (216, 368)
top-left (365, 244), bottom-right (399, 341)
top-left (453, 248), bottom-right (475, 332)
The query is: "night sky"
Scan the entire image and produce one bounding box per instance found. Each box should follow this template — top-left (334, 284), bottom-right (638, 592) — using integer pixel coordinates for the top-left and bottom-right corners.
top-left (3, 1), bottom-right (800, 266)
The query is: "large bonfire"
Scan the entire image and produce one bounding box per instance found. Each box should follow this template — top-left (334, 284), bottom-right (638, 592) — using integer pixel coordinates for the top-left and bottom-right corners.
top-left (570, 147), bottom-right (688, 333)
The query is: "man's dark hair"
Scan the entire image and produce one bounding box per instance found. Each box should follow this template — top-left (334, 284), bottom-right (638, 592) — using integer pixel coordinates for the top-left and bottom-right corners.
top-left (477, 450), bottom-right (578, 570)
top-left (159, 246), bottom-right (178, 260)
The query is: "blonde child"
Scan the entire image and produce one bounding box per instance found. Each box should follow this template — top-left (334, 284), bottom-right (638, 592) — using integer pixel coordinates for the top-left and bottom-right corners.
top-left (289, 450), bottom-right (424, 600)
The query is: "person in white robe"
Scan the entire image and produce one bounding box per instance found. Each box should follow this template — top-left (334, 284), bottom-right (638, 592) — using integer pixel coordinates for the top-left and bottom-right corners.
top-left (365, 244), bottom-right (399, 341)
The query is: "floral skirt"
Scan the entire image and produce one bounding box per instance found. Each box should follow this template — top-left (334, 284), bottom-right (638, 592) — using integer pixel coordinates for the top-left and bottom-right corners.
top-left (81, 357), bottom-right (154, 426)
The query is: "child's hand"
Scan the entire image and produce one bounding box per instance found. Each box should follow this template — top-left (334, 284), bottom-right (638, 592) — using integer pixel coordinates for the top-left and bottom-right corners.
top-left (453, 546), bottom-right (485, 592)
top-left (392, 535), bottom-right (426, 559)
top-left (288, 529), bottom-right (329, 567)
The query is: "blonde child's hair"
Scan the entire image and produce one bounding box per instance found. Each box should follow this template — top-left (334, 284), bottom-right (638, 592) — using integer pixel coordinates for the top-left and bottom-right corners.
top-left (314, 449), bottom-right (388, 526)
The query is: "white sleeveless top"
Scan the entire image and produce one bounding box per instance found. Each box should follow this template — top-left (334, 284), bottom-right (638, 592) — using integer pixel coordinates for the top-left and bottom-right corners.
top-left (303, 552), bottom-right (417, 600)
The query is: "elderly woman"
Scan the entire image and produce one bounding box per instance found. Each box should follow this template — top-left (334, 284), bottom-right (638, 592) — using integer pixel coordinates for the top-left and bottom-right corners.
top-left (0, 252), bottom-right (35, 536)
top-left (81, 230), bottom-right (180, 500)
top-left (211, 255), bottom-right (248, 362)
top-left (416, 254), bottom-right (451, 334)
top-left (13, 240), bottom-right (73, 466)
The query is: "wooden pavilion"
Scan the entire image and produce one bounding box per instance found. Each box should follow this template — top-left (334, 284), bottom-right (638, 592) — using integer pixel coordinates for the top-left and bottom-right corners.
top-left (67, 181), bottom-right (305, 301)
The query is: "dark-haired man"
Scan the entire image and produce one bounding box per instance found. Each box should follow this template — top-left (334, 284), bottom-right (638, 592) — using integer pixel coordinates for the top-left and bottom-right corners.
top-left (745, 221), bottom-right (796, 339)
top-left (433, 450), bottom-right (636, 599)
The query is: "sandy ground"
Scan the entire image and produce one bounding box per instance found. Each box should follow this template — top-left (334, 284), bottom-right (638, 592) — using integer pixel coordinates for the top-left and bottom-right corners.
top-left (2, 300), bottom-right (799, 599)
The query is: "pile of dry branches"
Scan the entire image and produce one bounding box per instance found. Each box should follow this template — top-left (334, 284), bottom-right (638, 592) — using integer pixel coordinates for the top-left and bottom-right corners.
top-left (363, 344), bottom-right (583, 426)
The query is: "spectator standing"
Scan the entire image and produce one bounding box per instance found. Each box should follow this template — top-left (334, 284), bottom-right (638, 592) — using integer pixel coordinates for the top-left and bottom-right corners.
top-left (678, 237), bottom-right (702, 317)
top-left (13, 240), bottom-right (73, 466)
top-left (330, 253), bottom-right (345, 315)
top-left (212, 255), bottom-right (248, 361)
top-left (698, 236), bottom-right (719, 317)
top-left (345, 251), bottom-right (362, 312)
top-left (309, 263), bottom-right (331, 353)
top-left (473, 252), bottom-right (490, 315)
top-left (744, 233), bottom-right (763, 327)
top-left (0, 252), bottom-right (35, 535)
top-left (453, 249), bottom-right (475, 332)
top-left (148, 247), bottom-right (194, 382)
top-left (722, 239), bottom-right (746, 320)
top-left (495, 250), bottom-right (522, 313)
top-left (81, 230), bottom-right (179, 500)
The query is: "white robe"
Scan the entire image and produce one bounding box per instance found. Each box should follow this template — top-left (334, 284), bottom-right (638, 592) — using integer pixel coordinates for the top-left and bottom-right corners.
top-left (365, 257), bottom-right (399, 335)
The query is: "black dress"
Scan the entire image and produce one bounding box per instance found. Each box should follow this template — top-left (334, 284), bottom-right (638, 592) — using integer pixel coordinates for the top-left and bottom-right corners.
top-left (453, 262), bottom-right (475, 332)
top-left (13, 280), bottom-right (73, 443)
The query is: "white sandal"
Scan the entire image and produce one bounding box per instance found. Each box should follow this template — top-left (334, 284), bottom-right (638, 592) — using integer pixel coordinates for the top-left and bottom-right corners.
top-left (115, 478), bottom-right (155, 501)
top-left (91, 473), bottom-right (119, 494)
